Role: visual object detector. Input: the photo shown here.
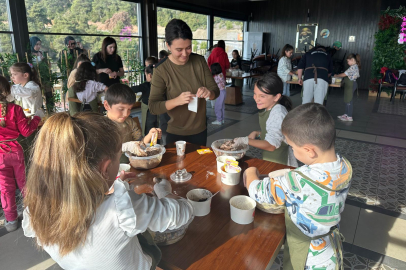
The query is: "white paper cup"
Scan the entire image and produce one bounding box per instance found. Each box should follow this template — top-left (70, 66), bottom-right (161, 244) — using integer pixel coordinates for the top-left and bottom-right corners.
top-left (229, 195), bottom-right (256, 225)
top-left (216, 156), bottom-right (236, 173)
top-left (175, 141), bottom-right (186, 156)
top-left (117, 163), bottom-right (131, 178)
top-left (186, 189), bottom-right (212, 216)
top-left (220, 165), bottom-right (241, 186)
top-left (332, 77), bottom-right (336, 84)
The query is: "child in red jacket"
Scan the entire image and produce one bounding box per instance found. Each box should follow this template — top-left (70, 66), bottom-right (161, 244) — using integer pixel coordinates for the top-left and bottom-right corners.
top-left (208, 40), bottom-right (230, 78)
top-left (0, 75), bottom-right (41, 232)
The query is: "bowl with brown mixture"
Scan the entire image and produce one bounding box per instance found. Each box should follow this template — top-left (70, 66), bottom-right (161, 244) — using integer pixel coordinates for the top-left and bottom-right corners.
top-left (211, 139), bottom-right (249, 160)
top-left (125, 144), bottom-right (166, 170)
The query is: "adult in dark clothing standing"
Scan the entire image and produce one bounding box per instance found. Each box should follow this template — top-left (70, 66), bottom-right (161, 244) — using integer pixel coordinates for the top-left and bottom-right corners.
top-left (297, 46), bottom-right (333, 105)
top-left (93, 37), bottom-right (124, 87)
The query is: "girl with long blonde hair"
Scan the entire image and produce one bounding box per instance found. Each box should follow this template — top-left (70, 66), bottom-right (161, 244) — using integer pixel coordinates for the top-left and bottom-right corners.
top-left (23, 112), bottom-right (193, 270)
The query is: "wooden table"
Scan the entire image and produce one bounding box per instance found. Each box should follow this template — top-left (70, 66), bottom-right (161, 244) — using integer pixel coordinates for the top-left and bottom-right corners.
top-left (130, 143), bottom-right (288, 270)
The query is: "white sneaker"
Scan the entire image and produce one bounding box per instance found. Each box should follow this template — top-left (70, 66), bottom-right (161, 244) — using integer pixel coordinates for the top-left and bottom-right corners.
top-left (337, 114), bottom-right (347, 120)
top-left (211, 120), bottom-right (222, 125)
top-left (5, 219), bottom-right (18, 232)
top-left (339, 115), bottom-right (353, 122)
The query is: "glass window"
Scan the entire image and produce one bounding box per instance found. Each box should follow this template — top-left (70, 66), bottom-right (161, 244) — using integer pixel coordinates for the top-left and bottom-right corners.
top-left (24, 0), bottom-right (142, 76)
top-left (157, 7), bottom-right (208, 56)
top-left (0, 0), bottom-right (14, 54)
top-left (25, 0), bottom-right (140, 36)
top-left (213, 17), bottom-right (244, 61)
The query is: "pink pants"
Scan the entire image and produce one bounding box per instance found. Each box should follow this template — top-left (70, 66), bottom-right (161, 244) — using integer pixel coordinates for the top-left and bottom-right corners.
top-left (0, 150), bottom-right (26, 221)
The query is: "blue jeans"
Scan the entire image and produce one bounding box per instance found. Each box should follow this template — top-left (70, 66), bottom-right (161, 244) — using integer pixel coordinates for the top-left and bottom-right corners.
top-left (283, 82), bottom-right (290, 96)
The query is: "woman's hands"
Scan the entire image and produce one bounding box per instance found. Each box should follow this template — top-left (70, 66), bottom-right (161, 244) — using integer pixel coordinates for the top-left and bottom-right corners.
top-left (109, 71), bottom-right (118, 79)
top-left (196, 87), bottom-right (213, 99)
top-left (175, 91), bottom-right (196, 106)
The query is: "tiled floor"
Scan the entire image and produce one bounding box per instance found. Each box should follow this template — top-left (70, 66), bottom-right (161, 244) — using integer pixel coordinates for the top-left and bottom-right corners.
top-left (2, 83), bottom-right (406, 269)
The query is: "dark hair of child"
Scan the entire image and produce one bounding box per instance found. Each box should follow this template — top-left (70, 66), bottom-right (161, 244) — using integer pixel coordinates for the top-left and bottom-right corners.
top-left (101, 37), bottom-right (118, 62)
top-left (281, 44), bottom-right (294, 58)
top-left (347, 53), bottom-right (361, 69)
top-left (282, 103), bottom-right (336, 151)
top-left (232, 50), bottom-right (240, 58)
top-left (145, 64), bottom-right (154, 76)
top-left (105, 83), bottom-right (136, 106)
top-left (210, 63), bottom-right (222, 76)
top-left (10, 62), bottom-right (42, 88)
top-left (165, 19), bottom-right (193, 46)
top-left (73, 53), bottom-right (90, 69)
top-left (72, 62), bottom-right (97, 93)
top-left (256, 72), bottom-right (292, 111)
top-left (159, 50), bottom-right (169, 59)
top-left (145, 56), bottom-right (158, 66)
top-left (0, 75), bottom-right (11, 127)
top-left (217, 40), bottom-right (225, 50)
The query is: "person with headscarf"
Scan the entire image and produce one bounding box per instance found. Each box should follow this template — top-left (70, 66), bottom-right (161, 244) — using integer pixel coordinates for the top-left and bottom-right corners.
top-left (30, 36), bottom-right (43, 64)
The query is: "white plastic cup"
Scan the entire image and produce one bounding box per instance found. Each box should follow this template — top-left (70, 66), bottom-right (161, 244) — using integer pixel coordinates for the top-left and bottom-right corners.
top-left (220, 165), bottom-right (241, 186)
top-left (229, 195), bottom-right (256, 225)
top-left (186, 189), bottom-right (212, 216)
top-left (117, 164), bottom-right (131, 177)
top-left (332, 77), bottom-right (336, 84)
top-left (175, 141), bottom-right (186, 156)
top-left (216, 156), bottom-right (236, 173)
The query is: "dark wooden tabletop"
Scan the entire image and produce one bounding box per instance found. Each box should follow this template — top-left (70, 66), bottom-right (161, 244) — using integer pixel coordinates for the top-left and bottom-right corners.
top-left (130, 143), bottom-right (288, 270)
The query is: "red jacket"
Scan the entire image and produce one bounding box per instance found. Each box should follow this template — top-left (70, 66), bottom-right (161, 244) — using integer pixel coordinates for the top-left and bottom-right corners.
top-left (207, 47), bottom-right (230, 78)
top-left (0, 103), bottom-right (40, 153)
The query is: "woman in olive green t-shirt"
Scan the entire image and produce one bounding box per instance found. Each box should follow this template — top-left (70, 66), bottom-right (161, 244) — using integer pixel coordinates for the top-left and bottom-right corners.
top-left (149, 19), bottom-right (219, 146)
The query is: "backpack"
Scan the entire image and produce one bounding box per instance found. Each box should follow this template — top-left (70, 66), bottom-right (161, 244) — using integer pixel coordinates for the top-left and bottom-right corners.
top-left (379, 68), bottom-right (398, 84)
top-left (398, 73), bottom-right (406, 86)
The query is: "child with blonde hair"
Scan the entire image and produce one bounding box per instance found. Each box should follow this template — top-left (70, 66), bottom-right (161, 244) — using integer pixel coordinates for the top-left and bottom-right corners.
top-left (0, 75), bottom-right (41, 232)
top-left (23, 112), bottom-right (192, 269)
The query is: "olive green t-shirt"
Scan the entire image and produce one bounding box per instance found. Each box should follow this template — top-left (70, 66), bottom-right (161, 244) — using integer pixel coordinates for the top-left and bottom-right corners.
top-left (149, 54), bottom-right (220, 136)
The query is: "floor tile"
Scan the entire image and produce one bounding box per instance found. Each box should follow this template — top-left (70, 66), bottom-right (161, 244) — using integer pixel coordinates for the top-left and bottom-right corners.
top-left (337, 130), bottom-right (377, 142)
top-left (340, 204), bottom-right (361, 244)
top-left (0, 228), bottom-right (53, 270)
top-left (354, 209), bottom-right (406, 262)
top-left (375, 136), bottom-right (406, 148)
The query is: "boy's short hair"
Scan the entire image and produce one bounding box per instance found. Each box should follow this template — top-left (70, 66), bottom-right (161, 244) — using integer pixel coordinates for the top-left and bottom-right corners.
top-left (105, 83), bottom-right (136, 106)
top-left (282, 103), bottom-right (335, 151)
top-left (145, 56), bottom-right (158, 65)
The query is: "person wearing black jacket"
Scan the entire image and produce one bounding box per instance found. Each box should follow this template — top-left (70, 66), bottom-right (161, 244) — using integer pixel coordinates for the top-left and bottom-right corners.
top-left (297, 46), bottom-right (333, 105)
top-left (131, 65), bottom-right (159, 136)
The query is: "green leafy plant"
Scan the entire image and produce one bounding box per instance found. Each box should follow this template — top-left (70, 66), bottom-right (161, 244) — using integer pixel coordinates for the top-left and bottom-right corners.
top-left (0, 53), bottom-right (19, 77)
top-left (123, 50), bottom-right (144, 87)
top-left (370, 6), bottom-right (406, 93)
